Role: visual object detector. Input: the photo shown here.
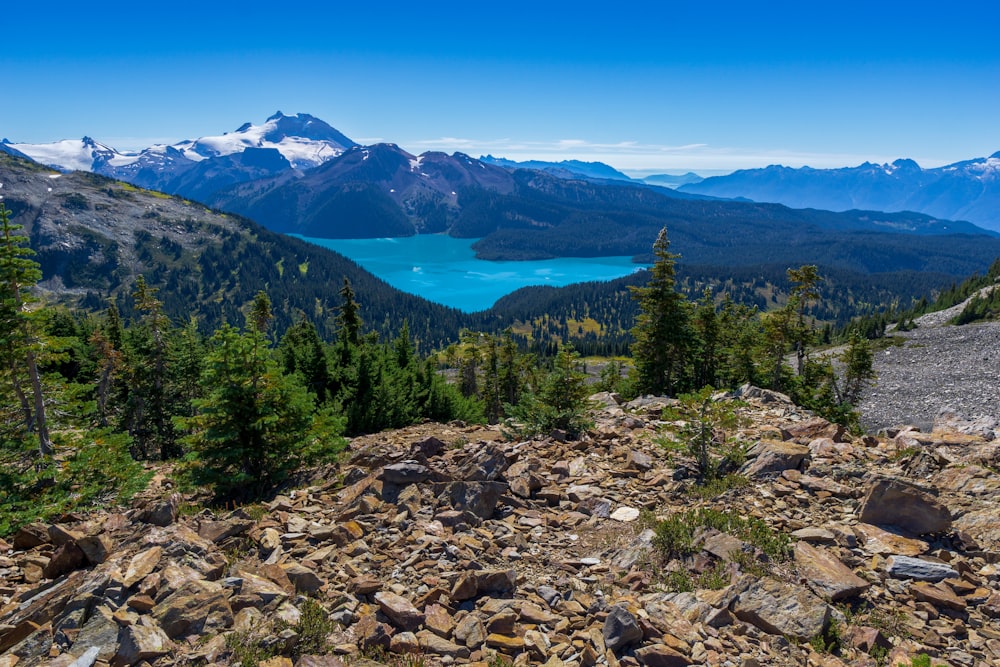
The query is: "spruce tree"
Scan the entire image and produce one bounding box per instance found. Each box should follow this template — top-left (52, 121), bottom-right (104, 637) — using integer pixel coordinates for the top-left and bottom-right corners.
top-left (182, 292), bottom-right (330, 500)
top-left (629, 227), bottom-right (693, 396)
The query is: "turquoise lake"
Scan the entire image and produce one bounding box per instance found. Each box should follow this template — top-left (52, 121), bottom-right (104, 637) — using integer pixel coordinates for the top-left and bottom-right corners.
top-left (293, 234), bottom-right (648, 313)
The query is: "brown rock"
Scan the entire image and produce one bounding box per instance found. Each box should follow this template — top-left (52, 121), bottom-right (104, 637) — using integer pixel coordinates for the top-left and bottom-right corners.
top-left (46, 523), bottom-right (83, 546)
top-left (486, 632), bottom-right (525, 653)
top-left (349, 575), bottom-right (383, 595)
top-left (858, 478), bottom-right (951, 535)
top-left (911, 581), bottom-right (967, 611)
top-left (197, 517), bottom-right (253, 543)
top-left (152, 579), bottom-right (234, 638)
top-left (732, 577), bottom-right (831, 642)
top-left (453, 614), bottom-right (486, 648)
top-left (634, 643), bottom-right (693, 666)
top-left (42, 542), bottom-right (88, 578)
top-left (281, 563), bottom-right (324, 594)
top-left (793, 542), bottom-right (871, 601)
top-left (780, 417), bottom-right (845, 443)
top-left (374, 591), bottom-right (425, 631)
top-left (76, 534), bottom-right (112, 565)
top-left (424, 603), bottom-right (454, 638)
top-left (854, 523), bottom-right (928, 556)
top-left (416, 629), bottom-right (471, 658)
top-left (112, 623), bottom-right (172, 666)
top-left (12, 523), bottom-right (50, 550)
top-left (137, 494), bottom-right (179, 526)
top-left (123, 546), bottom-right (163, 589)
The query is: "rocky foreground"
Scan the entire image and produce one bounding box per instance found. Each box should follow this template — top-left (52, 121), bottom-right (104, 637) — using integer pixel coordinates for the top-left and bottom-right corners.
top-left (2, 388), bottom-right (1000, 667)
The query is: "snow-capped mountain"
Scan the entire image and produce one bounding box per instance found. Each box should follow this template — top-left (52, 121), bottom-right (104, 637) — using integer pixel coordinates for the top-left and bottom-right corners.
top-left (168, 111), bottom-right (355, 169)
top-left (678, 152), bottom-right (1000, 232)
top-left (6, 112), bottom-right (357, 201)
top-left (4, 136), bottom-right (134, 172)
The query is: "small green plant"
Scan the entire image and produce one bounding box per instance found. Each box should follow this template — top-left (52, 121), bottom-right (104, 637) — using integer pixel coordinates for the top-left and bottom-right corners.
top-left (866, 607), bottom-right (911, 640)
top-left (728, 549), bottom-right (771, 578)
top-left (652, 507), bottom-right (791, 563)
top-left (687, 473), bottom-right (749, 499)
top-left (225, 623), bottom-right (276, 667)
top-left (696, 561), bottom-right (730, 590)
top-left (294, 598), bottom-right (334, 657)
top-left (900, 654), bottom-right (945, 667)
top-left (661, 387), bottom-right (750, 483)
top-left (869, 644), bottom-right (889, 667)
top-left (486, 652), bottom-right (514, 667)
top-left (664, 568), bottom-right (694, 592)
top-left (809, 618), bottom-right (841, 654)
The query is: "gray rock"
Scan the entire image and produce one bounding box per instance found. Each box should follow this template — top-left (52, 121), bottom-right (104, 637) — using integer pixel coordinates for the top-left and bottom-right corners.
top-left (732, 577), bottom-right (831, 642)
top-left (603, 604), bottom-right (643, 652)
top-left (886, 555), bottom-right (959, 582)
top-left (382, 461), bottom-right (431, 485)
top-left (743, 440), bottom-right (810, 478)
top-left (440, 481), bottom-right (506, 519)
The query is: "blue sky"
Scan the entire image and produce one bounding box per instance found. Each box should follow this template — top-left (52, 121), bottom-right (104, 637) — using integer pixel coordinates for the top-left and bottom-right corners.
top-left (2, 1), bottom-right (998, 174)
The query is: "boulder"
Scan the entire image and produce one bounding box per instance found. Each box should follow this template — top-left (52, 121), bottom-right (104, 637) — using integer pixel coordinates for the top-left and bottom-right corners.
top-left (743, 440), bottom-right (810, 478)
top-left (793, 542), bottom-right (870, 601)
top-left (152, 580), bottom-right (233, 638)
top-left (603, 604), bottom-right (643, 652)
top-left (886, 556), bottom-right (958, 582)
top-left (373, 591), bottom-right (424, 631)
top-left (732, 577), bottom-right (830, 642)
top-left (440, 481), bottom-right (506, 519)
top-left (858, 478), bottom-right (951, 535)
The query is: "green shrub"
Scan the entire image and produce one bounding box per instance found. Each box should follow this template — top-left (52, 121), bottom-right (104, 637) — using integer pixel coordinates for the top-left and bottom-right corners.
top-left (0, 430), bottom-right (152, 536)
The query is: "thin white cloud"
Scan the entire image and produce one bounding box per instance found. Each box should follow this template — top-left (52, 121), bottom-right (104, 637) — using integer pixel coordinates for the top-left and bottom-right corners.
top-left (398, 136), bottom-right (945, 172)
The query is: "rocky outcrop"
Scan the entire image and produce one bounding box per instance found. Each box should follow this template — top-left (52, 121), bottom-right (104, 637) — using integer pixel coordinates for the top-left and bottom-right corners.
top-left (2, 394), bottom-right (999, 666)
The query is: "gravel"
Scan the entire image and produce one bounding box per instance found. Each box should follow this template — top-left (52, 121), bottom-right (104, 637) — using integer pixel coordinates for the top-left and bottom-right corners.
top-left (858, 298), bottom-right (1000, 433)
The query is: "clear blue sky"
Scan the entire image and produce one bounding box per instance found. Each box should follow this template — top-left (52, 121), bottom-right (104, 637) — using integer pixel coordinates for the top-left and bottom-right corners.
top-left (3, 1), bottom-right (998, 174)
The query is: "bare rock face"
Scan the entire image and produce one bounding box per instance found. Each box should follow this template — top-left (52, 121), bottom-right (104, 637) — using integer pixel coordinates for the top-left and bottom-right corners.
top-left (858, 478), bottom-right (952, 535)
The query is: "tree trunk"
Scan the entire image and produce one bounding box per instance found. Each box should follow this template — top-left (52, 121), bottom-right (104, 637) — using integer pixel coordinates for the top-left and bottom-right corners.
top-left (24, 347), bottom-right (52, 456)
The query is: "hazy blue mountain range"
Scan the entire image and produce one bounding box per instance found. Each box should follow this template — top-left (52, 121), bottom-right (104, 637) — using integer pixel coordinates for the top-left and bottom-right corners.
top-left (479, 155), bottom-right (633, 181)
top-left (479, 155), bottom-right (705, 189)
top-left (679, 154), bottom-right (1000, 232)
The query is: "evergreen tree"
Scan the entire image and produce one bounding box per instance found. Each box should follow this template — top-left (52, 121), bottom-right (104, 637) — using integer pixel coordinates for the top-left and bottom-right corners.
top-left (0, 204), bottom-right (52, 455)
top-left (507, 343), bottom-right (593, 438)
top-left (121, 276), bottom-right (176, 459)
top-left (181, 294), bottom-right (339, 500)
top-left (629, 227), bottom-right (693, 396)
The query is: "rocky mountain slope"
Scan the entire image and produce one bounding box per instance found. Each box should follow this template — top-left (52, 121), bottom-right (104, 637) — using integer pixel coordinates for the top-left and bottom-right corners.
top-left (678, 154), bottom-right (1000, 233)
top-left (859, 294), bottom-right (1000, 435)
top-left (2, 388), bottom-right (998, 666)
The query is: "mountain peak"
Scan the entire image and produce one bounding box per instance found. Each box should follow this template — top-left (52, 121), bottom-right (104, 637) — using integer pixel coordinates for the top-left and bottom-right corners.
top-left (991, 150), bottom-right (1000, 159)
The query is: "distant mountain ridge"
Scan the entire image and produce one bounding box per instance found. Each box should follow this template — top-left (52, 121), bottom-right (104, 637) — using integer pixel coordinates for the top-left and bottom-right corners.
top-left (679, 153), bottom-right (1000, 231)
top-left (479, 155), bottom-right (633, 181)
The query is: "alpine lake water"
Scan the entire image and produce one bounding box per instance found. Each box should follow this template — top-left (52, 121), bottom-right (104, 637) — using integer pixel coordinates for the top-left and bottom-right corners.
top-left (293, 233), bottom-right (649, 313)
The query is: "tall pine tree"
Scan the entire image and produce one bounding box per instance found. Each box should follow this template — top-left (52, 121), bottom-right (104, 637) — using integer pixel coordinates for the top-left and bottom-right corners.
top-left (629, 227), bottom-right (693, 396)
